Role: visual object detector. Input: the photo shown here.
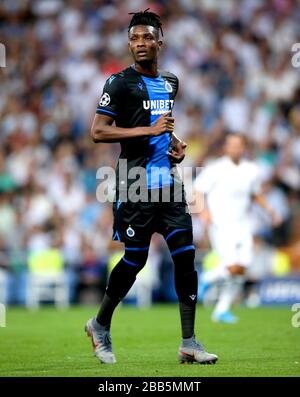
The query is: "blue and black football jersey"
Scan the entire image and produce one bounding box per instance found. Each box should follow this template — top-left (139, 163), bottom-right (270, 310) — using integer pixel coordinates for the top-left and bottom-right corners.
top-left (95, 66), bottom-right (180, 192)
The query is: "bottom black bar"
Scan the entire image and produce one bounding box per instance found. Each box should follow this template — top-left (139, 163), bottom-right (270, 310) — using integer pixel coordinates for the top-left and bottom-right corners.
top-left (0, 377), bottom-right (299, 394)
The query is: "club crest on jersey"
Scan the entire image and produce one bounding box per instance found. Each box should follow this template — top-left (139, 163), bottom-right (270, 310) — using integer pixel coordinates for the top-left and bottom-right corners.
top-left (165, 80), bottom-right (173, 93)
top-left (99, 93), bottom-right (110, 107)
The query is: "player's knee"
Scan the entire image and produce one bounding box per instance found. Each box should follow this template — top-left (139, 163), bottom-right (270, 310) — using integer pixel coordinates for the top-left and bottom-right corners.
top-left (106, 259), bottom-right (136, 301)
top-left (106, 253), bottom-right (147, 301)
top-left (165, 228), bottom-right (195, 273)
top-left (165, 228), bottom-right (193, 251)
top-left (123, 245), bottom-right (149, 271)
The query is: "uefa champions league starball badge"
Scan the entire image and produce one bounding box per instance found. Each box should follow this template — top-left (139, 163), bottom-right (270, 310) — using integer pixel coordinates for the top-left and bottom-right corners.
top-left (126, 225), bottom-right (135, 237)
top-left (99, 92), bottom-right (110, 107)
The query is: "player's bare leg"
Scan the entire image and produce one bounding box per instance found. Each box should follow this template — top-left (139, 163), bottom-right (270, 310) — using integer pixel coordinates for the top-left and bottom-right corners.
top-left (212, 264), bottom-right (245, 323)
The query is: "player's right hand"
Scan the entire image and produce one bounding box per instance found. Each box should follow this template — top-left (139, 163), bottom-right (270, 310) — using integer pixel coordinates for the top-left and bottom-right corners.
top-left (150, 111), bottom-right (174, 136)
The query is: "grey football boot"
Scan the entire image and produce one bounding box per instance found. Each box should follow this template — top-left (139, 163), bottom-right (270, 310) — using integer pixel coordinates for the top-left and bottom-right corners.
top-left (85, 318), bottom-right (116, 364)
top-left (178, 336), bottom-right (218, 364)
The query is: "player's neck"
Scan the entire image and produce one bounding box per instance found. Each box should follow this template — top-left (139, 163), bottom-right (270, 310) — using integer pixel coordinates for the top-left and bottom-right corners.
top-left (133, 61), bottom-right (158, 77)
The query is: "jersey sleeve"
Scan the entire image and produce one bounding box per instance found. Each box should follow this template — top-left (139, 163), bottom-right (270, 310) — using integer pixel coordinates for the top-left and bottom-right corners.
top-left (95, 75), bottom-right (123, 118)
top-left (171, 74), bottom-right (179, 98)
top-left (173, 75), bottom-right (179, 97)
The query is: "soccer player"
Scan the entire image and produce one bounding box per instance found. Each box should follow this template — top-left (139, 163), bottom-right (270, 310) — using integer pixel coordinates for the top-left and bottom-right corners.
top-left (85, 9), bottom-right (218, 365)
top-left (194, 133), bottom-right (281, 323)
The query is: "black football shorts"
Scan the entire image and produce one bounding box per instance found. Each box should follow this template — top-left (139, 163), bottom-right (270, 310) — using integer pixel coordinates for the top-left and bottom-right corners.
top-left (112, 186), bottom-right (193, 244)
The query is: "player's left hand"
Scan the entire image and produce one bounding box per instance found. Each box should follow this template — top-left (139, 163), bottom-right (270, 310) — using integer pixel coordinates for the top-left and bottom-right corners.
top-left (168, 140), bottom-right (187, 164)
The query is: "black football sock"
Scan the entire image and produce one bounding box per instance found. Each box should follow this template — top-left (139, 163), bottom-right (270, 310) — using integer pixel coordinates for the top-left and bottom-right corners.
top-left (96, 293), bottom-right (120, 329)
top-left (164, 228), bottom-right (198, 340)
top-left (179, 301), bottom-right (196, 339)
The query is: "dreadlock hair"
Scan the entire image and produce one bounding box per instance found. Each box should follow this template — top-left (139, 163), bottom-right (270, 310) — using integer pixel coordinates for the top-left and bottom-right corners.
top-left (128, 8), bottom-right (163, 37)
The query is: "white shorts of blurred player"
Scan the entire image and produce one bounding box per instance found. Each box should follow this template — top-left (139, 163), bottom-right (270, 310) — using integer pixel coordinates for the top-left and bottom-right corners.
top-left (208, 223), bottom-right (253, 269)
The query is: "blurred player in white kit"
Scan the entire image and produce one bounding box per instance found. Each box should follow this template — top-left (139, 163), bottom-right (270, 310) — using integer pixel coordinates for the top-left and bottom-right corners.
top-left (194, 133), bottom-right (281, 323)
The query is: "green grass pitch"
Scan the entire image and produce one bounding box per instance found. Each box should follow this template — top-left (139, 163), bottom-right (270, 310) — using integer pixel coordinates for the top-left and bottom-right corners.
top-left (0, 304), bottom-right (299, 377)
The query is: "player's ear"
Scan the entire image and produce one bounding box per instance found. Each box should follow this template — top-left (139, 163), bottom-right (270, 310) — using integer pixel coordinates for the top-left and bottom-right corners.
top-left (158, 40), bottom-right (163, 51)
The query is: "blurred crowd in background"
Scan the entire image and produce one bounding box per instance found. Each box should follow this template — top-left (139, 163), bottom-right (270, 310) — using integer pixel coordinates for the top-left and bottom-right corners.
top-left (0, 0), bottom-right (300, 306)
